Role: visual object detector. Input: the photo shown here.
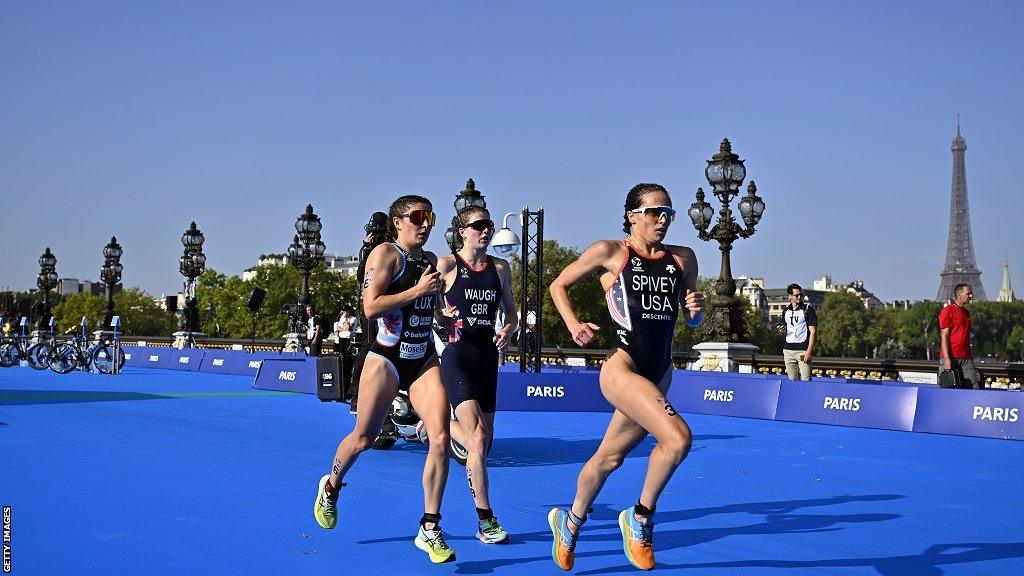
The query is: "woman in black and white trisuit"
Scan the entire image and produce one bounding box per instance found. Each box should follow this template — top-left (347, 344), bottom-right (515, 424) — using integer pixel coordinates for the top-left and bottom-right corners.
top-left (312, 195), bottom-right (458, 564)
top-left (436, 206), bottom-right (518, 544)
top-left (546, 183), bottom-right (704, 572)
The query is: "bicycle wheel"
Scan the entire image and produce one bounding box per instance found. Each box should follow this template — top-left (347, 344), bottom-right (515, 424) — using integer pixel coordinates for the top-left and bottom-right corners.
top-left (92, 344), bottom-right (125, 374)
top-left (49, 344), bottom-right (78, 374)
top-left (28, 343), bottom-right (54, 370)
top-left (0, 343), bottom-right (17, 368)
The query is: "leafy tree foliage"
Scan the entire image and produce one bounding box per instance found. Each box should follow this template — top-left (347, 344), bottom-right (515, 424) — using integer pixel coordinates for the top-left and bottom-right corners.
top-left (816, 290), bottom-right (869, 357)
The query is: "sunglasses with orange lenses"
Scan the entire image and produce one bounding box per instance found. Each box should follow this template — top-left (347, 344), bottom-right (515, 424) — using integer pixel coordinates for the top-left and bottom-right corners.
top-left (401, 209), bottom-right (436, 227)
top-left (630, 205), bottom-right (676, 223)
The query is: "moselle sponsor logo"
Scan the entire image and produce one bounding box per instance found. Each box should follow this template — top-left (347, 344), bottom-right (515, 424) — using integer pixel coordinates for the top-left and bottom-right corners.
top-left (526, 385), bottom-right (564, 398)
top-left (212, 358), bottom-right (225, 366)
top-left (972, 406), bottom-right (1019, 422)
top-left (703, 389), bottom-right (734, 402)
top-left (148, 355), bottom-right (160, 362)
top-left (248, 360), bottom-right (262, 369)
top-left (824, 396), bottom-right (861, 411)
top-left (179, 356), bottom-right (191, 364)
top-left (278, 370), bottom-right (297, 381)
top-left (399, 342), bottom-right (428, 359)
top-left (3, 505), bottom-right (10, 573)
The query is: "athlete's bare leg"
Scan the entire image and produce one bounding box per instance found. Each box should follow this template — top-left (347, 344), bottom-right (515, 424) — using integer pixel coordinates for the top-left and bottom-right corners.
top-left (452, 399), bottom-right (493, 510)
top-left (567, 350), bottom-right (692, 531)
top-left (408, 361), bottom-right (452, 528)
top-left (328, 353), bottom-right (399, 487)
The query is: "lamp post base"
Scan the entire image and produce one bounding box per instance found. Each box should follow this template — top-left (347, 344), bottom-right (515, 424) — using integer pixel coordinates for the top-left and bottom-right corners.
top-left (690, 341), bottom-right (760, 373)
top-left (281, 332), bottom-right (308, 354)
top-left (172, 331), bottom-right (206, 349)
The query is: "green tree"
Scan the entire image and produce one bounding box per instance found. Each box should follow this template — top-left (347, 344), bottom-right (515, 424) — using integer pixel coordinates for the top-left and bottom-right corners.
top-left (114, 287), bottom-right (176, 336)
top-left (899, 301), bottom-right (942, 360)
top-left (866, 307), bottom-right (903, 357)
top-left (1006, 324), bottom-right (1024, 362)
top-left (51, 293), bottom-right (105, 334)
top-left (816, 291), bottom-right (869, 357)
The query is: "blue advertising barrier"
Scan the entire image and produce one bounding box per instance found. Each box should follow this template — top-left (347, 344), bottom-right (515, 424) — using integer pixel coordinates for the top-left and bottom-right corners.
top-left (235, 351), bottom-right (288, 377)
top-left (122, 346), bottom-right (146, 367)
top-left (168, 349), bottom-right (204, 372)
top-left (133, 347), bottom-right (172, 370)
top-left (253, 357), bottom-right (318, 394)
top-left (669, 372), bottom-right (783, 420)
top-left (496, 371), bottom-right (613, 412)
top-left (775, 380), bottom-right (919, 431)
top-left (198, 349), bottom-right (241, 374)
top-left (913, 387), bottom-right (1024, 440)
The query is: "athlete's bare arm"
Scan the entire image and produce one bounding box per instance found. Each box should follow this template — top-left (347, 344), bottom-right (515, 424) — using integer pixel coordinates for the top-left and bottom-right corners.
top-left (433, 254), bottom-right (459, 327)
top-left (362, 244), bottom-right (441, 320)
top-left (493, 257), bottom-right (518, 349)
top-left (550, 240), bottom-right (624, 346)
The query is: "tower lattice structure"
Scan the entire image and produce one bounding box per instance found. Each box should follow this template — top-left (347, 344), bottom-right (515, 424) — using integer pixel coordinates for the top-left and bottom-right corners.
top-left (937, 120), bottom-right (987, 301)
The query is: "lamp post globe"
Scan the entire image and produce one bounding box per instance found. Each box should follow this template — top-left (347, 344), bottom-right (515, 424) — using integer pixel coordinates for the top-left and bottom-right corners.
top-left (178, 222), bottom-right (206, 337)
top-left (100, 236), bottom-right (123, 330)
top-left (690, 139), bottom-right (766, 343)
top-left (35, 247), bottom-right (58, 332)
top-left (446, 178), bottom-right (488, 252)
top-left (288, 204), bottom-right (324, 338)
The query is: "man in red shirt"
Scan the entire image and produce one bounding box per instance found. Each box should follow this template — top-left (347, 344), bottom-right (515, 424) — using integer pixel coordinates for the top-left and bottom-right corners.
top-left (938, 283), bottom-right (982, 389)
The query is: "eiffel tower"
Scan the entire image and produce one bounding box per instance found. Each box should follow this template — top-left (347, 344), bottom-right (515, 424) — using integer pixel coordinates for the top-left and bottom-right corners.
top-left (937, 118), bottom-right (987, 301)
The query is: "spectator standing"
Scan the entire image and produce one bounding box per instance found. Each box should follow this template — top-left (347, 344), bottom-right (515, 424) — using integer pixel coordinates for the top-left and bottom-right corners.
top-left (306, 303), bottom-right (324, 357)
top-left (939, 283), bottom-right (981, 389)
top-left (782, 283), bottom-right (817, 381)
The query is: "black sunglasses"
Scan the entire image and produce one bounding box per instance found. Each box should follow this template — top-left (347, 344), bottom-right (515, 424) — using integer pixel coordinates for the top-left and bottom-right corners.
top-left (463, 219), bottom-right (494, 232)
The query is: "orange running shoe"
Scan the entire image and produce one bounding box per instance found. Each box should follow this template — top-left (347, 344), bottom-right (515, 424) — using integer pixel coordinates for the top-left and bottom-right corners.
top-left (547, 508), bottom-right (580, 571)
top-left (619, 506), bottom-right (655, 570)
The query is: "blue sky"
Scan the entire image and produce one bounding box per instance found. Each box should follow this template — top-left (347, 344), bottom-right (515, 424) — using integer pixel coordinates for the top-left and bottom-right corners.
top-left (2, 1), bottom-right (1021, 302)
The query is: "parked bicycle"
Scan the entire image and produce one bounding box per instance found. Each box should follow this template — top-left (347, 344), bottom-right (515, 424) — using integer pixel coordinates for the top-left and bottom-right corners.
top-left (0, 317), bottom-right (33, 368)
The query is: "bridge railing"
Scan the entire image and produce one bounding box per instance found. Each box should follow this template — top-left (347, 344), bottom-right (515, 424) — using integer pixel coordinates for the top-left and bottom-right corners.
top-left (115, 335), bottom-right (1024, 388)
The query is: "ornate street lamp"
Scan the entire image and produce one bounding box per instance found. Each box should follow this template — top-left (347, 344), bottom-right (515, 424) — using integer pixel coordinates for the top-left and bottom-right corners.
top-left (178, 221), bottom-right (206, 338)
top-left (445, 178), bottom-right (488, 252)
top-left (289, 204), bottom-right (325, 305)
top-left (36, 247), bottom-right (58, 332)
top-left (689, 138), bottom-right (765, 343)
top-left (99, 236), bottom-right (123, 330)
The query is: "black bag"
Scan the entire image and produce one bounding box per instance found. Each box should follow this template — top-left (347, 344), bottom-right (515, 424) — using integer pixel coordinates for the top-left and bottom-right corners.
top-left (938, 368), bottom-right (961, 389)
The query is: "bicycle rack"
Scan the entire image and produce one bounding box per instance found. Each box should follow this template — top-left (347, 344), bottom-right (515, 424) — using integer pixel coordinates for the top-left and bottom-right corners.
top-left (111, 316), bottom-right (122, 375)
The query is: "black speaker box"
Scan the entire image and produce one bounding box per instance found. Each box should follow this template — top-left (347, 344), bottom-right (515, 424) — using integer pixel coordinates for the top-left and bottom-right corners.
top-left (246, 287), bottom-right (267, 312)
top-left (165, 296), bottom-right (178, 313)
top-left (317, 355), bottom-right (353, 402)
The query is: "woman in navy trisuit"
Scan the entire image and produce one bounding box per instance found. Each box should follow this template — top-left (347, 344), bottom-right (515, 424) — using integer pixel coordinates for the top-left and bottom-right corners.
top-left (547, 183), bottom-right (705, 571)
top-left (436, 205), bottom-right (518, 544)
top-left (312, 195), bottom-right (458, 564)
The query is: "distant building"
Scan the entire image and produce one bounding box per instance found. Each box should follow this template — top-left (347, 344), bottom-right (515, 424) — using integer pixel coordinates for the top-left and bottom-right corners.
top-left (58, 278), bottom-right (111, 296)
top-left (812, 275), bottom-right (883, 311)
top-left (242, 253), bottom-right (358, 281)
top-left (885, 299), bottom-right (913, 310)
top-left (765, 287), bottom-right (826, 320)
top-left (734, 276), bottom-right (768, 320)
top-left (997, 260), bottom-right (1016, 302)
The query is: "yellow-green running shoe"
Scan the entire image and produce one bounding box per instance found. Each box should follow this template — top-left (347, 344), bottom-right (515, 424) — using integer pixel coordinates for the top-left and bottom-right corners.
top-left (313, 474), bottom-right (338, 529)
top-left (477, 516), bottom-right (510, 544)
top-left (414, 525), bottom-right (456, 563)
